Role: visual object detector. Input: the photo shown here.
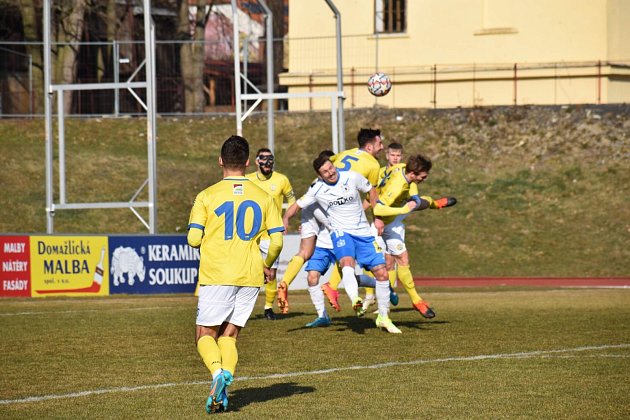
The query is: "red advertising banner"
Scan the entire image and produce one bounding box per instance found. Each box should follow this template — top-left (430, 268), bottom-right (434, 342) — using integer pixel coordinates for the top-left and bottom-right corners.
top-left (0, 236), bottom-right (31, 297)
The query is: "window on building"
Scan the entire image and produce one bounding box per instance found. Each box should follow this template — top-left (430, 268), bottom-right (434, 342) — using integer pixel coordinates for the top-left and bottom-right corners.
top-left (375, 0), bottom-right (406, 34)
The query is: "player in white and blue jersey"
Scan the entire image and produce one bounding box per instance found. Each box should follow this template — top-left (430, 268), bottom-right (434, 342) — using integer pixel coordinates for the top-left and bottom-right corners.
top-left (283, 154), bottom-right (402, 333)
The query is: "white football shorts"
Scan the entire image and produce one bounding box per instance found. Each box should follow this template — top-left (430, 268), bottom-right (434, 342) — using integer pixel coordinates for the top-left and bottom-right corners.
top-left (300, 203), bottom-right (328, 239)
top-left (372, 218), bottom-right (407, 256)
top-left (259, 238), bottom-right (279, 269)
top-left (196, 284), bottom-right (260, 328)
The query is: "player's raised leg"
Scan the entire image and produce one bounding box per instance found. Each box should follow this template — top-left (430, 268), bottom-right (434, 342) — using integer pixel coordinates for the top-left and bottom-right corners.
top-left (397, 264), bottom-right (435, 318)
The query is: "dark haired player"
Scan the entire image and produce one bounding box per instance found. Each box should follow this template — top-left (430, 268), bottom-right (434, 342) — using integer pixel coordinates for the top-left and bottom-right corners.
top-left (188, 135), bottom-right (284, 413)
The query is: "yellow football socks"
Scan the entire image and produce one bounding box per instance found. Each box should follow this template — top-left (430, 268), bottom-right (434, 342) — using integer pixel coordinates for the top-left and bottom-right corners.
top-left (264, 281), bottom-right (276, 310)
top-left (388, 269), bottom-right (397, 288)
top-left (282, 255), bottom-right (305, 287)
top-left (398, 265), bottom-right (422, 304)
top-left (217, 336), bottom-right (238, 376)
top-left (329, 264), bottom-right (342, 290)
top-left (363, 271), bottom-right (375, 297)
top-left (197, 335), bottom-right (222, 376)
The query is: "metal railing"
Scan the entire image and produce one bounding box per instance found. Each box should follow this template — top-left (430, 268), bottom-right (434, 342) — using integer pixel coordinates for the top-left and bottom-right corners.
top-left (2, 38), bottom-right (630, 117)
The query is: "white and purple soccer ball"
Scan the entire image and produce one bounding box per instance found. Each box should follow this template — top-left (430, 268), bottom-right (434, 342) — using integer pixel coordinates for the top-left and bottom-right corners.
top-left (367, 72), bottom-right (392, 97)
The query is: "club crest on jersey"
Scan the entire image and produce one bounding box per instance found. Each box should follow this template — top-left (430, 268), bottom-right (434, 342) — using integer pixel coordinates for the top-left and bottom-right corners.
top-left (270, 184), bottom-right (277, 191)
top-left (336, 239), bottom-right (346, 247)
top-left (233, 184), bottom-right (244, 195)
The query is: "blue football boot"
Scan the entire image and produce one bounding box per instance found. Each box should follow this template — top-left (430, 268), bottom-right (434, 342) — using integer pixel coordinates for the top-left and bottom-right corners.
top-left (389, 286), bottom-right (399, 306)
top-left (305, 314), bottom-right (331, 327)
top-left (205, 371), bottom-right (226, 414)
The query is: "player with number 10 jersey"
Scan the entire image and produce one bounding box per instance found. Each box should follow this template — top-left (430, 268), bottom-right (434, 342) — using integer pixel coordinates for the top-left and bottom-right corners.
top-left (189, 178), bottom-right (284, 287)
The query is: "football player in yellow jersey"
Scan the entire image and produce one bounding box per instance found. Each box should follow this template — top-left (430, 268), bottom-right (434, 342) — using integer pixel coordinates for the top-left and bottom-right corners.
top-left (187, 135), bottom-right (284, 414)
top-left (246, 148), bottom-right (295, 321)
top-left (378, 141), bottom-right (404, 186)
top-left (372, 153), bottom-right (456, 319)
top-left (278, 129), bottom-right (385, 312)
top-left (364, 141), bottom-right (405, 310)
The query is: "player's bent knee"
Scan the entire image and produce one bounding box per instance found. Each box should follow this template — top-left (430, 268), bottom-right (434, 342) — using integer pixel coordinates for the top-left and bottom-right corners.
top-left (371, 264), bottom-right (389, 280)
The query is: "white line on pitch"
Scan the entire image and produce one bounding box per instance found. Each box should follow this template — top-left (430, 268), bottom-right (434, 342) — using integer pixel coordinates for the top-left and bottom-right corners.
top-left (1, 343), bottom-right (628, 406)
top-left (0, 301), bottom-right (314, 317)
top-left (0, 306), bottom-right (181, 317)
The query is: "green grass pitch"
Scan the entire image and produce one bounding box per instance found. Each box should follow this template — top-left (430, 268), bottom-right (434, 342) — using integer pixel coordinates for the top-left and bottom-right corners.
top-left (1, 287), bottom-right (629, 418)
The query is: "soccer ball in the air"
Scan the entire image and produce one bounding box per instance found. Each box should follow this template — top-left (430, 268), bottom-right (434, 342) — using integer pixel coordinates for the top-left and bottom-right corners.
top-left (367, 72), bottom-right (392, 97)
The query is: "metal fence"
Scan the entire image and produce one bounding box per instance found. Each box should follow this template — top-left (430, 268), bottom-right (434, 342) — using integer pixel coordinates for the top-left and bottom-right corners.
top-left (2, 36), bottom-right (629, 117)
top-left (0, 38), bottom-right (270, 117)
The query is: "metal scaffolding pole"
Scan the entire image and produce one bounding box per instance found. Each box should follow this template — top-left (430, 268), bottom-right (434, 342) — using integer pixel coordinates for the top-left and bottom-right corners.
top-left (325, 0), bottom-right (346, 151)
top-left (144, 0), bottom-right (158, 233)
top-left (258, 0), bottom-right (275, 152)
top-left (44, 0), bottom-right (54, 233)
top-left (232, 0), bottom-right (345, 153)
top-left (232, 0), bottom-right (243, 136)
top-left (43, 0), bottom-right (158, 233)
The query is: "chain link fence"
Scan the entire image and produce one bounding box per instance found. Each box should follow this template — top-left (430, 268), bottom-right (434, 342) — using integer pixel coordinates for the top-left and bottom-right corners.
top-left (2, 36), bottom-right (629, 117)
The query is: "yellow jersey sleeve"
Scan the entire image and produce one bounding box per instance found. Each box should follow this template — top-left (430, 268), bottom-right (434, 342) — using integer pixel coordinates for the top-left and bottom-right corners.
top-left (280, 174), bottom-right (296, 207)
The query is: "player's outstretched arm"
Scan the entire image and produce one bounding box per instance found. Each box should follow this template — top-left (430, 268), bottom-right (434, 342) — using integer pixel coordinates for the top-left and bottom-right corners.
top-left (374, 199), bottom-right (420, 217)
top-left (282, 202), bottom-right (301, 233)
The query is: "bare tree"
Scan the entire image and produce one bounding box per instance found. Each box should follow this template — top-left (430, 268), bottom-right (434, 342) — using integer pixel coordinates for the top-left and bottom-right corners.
top-left (268, 0), bottom-right (285, 94)
top-left (16, 0), bottom-right (88, 113)
top-left (54, 0), bottom-right (88, 113)
top-left (17, 0), bottom-right (44, 113)
top-left (177, 0), bottom-right (212, 113)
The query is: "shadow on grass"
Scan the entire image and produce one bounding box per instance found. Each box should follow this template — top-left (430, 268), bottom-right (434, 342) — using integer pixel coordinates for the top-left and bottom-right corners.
top-left (332, 315), bottom-right (378, 334)
top-left (282, 315), bottom-right (375, 334)
top-left (284, 314), bottom-right (449, 334)
top-left (249, 311), bottom-right (308, 321)
top-left (394, 319), bottom-right (450, 330)
top-left (226, 382), bottom-right (315, 412)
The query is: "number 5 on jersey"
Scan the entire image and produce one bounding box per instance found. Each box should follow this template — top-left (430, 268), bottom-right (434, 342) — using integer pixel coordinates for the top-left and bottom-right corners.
top-left (338, 155), bottom-right (359, 171)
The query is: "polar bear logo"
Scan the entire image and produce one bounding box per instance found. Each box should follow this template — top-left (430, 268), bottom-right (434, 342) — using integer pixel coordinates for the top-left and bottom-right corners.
top-left (111, 246), bottom-right (146, 286)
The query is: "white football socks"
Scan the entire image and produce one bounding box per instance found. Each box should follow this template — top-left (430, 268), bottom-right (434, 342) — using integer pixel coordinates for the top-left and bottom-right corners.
top-left (341, 266), bottom-right (359, 301)
top-left (376, 280), bottom-right (391, 318)
top-left (308, 285), bottom-right (327, 318)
